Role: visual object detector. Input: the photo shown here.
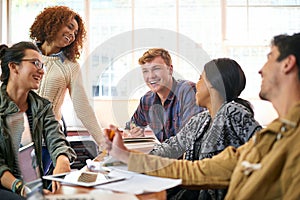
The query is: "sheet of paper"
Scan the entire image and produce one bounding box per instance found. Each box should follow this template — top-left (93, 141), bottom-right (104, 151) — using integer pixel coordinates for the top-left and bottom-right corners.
top-left (96, 168), bottom-right (182, 195)
top-left (45, 190), bottom-right (138, 200)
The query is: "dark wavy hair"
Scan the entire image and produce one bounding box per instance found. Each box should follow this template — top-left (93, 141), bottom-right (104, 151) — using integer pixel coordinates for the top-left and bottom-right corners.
top-left (272, 33), bottom-right (300, 80)
top-left (0, 42), bottom-right (40, 85)
top-left (29, 6), bottom-right (86, 62)
top-left (204, 58), bottom-right (254, 114)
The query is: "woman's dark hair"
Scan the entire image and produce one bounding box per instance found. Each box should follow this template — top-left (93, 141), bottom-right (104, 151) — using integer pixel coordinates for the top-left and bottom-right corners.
top-left (0, 41), bottom-right (39, 85)
top-left (29, 6), bottom-right (86, 62)
top-left (204, 58), bottom-right (254, 115)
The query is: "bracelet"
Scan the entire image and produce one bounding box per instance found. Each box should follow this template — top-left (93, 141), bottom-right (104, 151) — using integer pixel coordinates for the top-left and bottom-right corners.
top-left (12, 179), bottom-right (23, 194)
top-left (11, 179), bottom-right (21, 193)
top-left (15, 181), bottom-right (24, 195)
top-left (20, 185), bottom-right (30, 197)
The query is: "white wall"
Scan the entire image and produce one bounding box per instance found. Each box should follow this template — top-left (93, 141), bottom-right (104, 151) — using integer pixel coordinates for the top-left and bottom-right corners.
top-left (62, 95), bottom-right (139, 129)
top-left (0, 0), bottom-right (8, 43)
top-left (249, 99), bottom-right (278, 127)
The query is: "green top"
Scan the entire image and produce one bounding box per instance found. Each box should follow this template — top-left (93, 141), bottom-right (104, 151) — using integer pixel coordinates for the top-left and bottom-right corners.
top-left (0, 84), bottom-right (76, 187)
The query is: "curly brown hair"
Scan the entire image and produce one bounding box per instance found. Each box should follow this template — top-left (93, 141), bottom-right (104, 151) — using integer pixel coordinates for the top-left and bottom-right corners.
top-left (29, 6), bottom-right (86, 62)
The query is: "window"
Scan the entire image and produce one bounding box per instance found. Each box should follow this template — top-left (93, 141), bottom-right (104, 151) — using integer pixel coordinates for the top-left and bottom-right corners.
top-left (4, 0), bottom-right (300, 100)
top-left (225, 0), bottom-right (300, 98)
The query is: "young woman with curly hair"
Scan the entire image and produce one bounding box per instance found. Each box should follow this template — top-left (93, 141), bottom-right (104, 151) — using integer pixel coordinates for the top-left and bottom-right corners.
top-left (29, 6), bottom-right (104, 171)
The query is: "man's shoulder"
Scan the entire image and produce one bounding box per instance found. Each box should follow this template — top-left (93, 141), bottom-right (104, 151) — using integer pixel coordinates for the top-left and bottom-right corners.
top-left (142, 90), bottom-right (155, 97)
top-left (139, 90), bottom-right (156, 103)
top-left (176, 79), bottom-right (196, 86)
top-left (174, 79), bottom-right (196, 92)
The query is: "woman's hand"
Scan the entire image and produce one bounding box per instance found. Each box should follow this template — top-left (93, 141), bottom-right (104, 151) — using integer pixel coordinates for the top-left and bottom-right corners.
top-left (51, 155), bottom-right (71, 193)
top-left (104, 127), bottom-right (130, 164)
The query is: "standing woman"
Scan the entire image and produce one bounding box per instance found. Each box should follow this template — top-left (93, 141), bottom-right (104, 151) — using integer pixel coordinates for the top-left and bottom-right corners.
top-left (29, 6), bottom-right (104, 146)
top-left (0, 42), bottom-right (76, 198)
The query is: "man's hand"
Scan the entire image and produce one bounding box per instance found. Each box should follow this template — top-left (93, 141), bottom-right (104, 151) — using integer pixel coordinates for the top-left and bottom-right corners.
top-left (129, 126), bottom-right (145, 137)
top-left (125, 122), bottom-right (145, 137)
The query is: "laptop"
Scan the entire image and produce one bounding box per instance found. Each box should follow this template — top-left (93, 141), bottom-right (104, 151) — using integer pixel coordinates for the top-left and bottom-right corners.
top-left (7, 112), bottom-right (44, 199)
top-left (17, 141), bottom-right (44, 199)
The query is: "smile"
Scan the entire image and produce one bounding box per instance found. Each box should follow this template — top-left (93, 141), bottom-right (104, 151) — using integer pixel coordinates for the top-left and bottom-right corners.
top-left (33, 75), bottom-right (41, 81)
top-left (64, 35), bottom-right (71, 42)
top-left (149, 80), bottom-right (159, 85)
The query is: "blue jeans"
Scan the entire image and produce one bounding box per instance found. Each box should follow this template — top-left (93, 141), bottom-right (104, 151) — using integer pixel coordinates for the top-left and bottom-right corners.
top-left (0, 188), bottom-right (25, 200)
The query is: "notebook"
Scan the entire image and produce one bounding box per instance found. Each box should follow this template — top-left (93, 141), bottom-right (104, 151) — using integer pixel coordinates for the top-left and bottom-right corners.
top-left (43, 170), bottom-right (126, 187)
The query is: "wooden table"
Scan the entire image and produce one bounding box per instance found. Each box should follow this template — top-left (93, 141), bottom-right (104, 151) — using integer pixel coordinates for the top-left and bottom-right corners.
top-left (52, 184), bottom-right (166, 200)
top-left (49, 129), bottom-right (167, 199)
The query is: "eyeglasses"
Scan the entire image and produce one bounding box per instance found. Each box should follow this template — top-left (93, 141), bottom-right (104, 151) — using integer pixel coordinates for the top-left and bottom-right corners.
top-left (20, 59), bottom-right (45, 70)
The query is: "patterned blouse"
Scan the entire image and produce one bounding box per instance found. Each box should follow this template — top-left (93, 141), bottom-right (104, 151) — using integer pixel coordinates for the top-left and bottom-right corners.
top-left (150, 101), bottom-right (262, 200)
top-left (150, 101), bottom-right (261, 159)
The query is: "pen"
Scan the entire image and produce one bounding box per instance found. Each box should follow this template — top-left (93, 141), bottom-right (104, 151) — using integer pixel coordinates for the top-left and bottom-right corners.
top-left (103, 161), bottom-right (124, 166)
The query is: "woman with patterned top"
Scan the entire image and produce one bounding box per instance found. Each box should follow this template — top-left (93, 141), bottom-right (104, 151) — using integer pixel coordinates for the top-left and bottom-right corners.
top-left (29, 6), bottom-right (104, 146)
top-left (108, 58), bottom-right (262, 200)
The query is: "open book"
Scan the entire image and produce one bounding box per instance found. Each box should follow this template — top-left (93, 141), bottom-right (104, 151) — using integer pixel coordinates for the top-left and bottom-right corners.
top-left (123, 136), bottom-right (157, 143)
top-left (123, 131), bottom-right (160, 153)
top-left (124, 138), bottom-right (159, 153)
